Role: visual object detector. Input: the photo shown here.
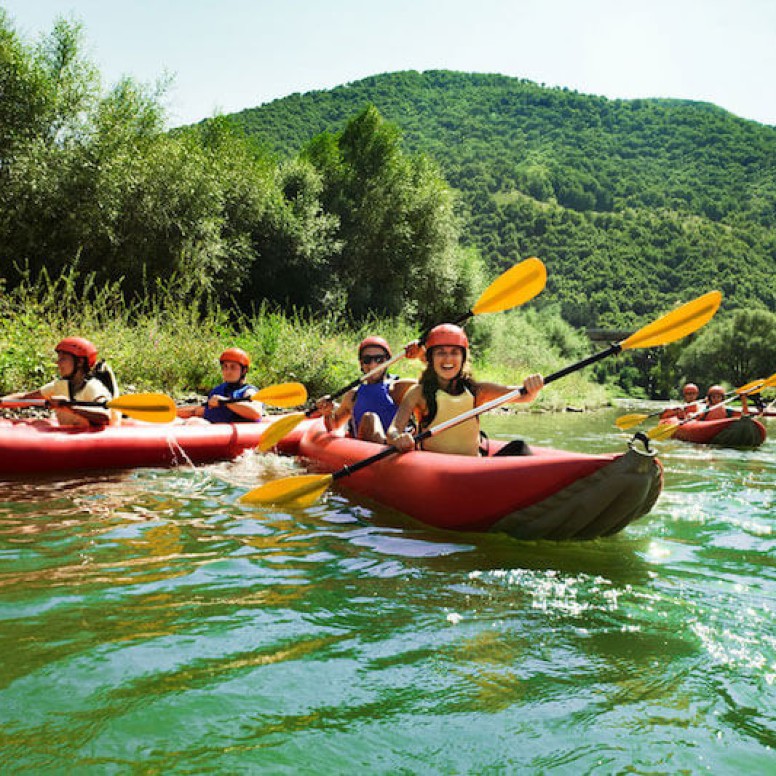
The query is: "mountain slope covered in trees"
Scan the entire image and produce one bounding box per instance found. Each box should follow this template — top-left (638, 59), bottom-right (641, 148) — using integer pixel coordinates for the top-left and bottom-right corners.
top-left (227, 70), bottom-right (776, 327)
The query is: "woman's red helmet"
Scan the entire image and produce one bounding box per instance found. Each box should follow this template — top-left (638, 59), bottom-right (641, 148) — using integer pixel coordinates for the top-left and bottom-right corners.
top-left (682, 382), bottom-right (699, 395)
top-left (424, 324), bottom-right (469, 352)
top-left (219, 347), bottom-right (251, 369)
top-left (708, 384), bottom-right (725, 397)
top-left (56, 337), bottom-right (99, 369)
top-left (358, 336), bottom-right (392, 359)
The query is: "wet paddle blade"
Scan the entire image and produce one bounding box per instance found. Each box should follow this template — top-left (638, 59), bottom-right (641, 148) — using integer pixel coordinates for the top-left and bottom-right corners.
top-left (253, 382), bottom-right (308, 408)
top-left (736, 378), bottom-right (765, 395)
top-left (240, 473), bottom-right (334, 508)
top-left (621, 291), bottom-right (722, 350)
top-left (106, 393), bottom-right (177, 423)
top-left (647, 423), bottom-right (679, 441)
top-left (257, 412), bottom-right (307, 452)
top-left (615, 413), bottom-right (651, 430)
top-left (471, 257), bottom-right (547, 315)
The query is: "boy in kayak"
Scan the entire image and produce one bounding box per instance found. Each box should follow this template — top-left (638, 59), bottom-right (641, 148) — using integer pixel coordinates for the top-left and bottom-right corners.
top-left (2, 337), bottom-right (117, 428)
top-left (316, 336), bottom-right (418, 442)
top-left (386, 324), bottom-right (543, 456)
top-left (177, 347), bottom-right (263, 423)
top-left (660, 382), bottom-right (701, 420)
top-left (700, 384), bottom-right (748, 421)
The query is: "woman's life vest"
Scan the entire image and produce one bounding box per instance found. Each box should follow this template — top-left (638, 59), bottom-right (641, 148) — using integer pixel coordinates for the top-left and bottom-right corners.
top-left (421, 387), bottom-right (480, 456)
top-left (350, 379), bottom-right (398, 435)
top-left (204, 382), bottom-right (261, 423)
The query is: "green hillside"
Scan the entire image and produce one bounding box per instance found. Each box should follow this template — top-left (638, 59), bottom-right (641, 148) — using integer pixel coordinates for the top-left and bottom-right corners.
top-left (226, 70), bottom-right (776, 327)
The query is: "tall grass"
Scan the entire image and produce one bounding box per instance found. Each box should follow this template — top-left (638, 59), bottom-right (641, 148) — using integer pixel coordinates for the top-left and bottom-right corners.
top-left (0, 270), bottom-right (609, 409)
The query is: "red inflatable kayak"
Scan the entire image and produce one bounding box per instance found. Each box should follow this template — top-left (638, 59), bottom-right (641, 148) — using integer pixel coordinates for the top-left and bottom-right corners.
top-left (0, 416), bottom-right (308, 476)
top-left (297, 419), bottom-right (663, 540)
top-left (659, 416), bottom-right (767, 448)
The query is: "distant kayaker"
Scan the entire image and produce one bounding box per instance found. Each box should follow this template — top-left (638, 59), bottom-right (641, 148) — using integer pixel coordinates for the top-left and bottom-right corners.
top-left (177, 347), bottom-right (263, 423)
top-left (386, 324), bottom-right (543, 456)
top-left (700, 384), bottom-right (747, 420)
top-left (661, 382), bottom-right (702, 420)
top-left (316, 336), bottom-right (418, 442)
top-left (1, 337), bottom-right (118, 428)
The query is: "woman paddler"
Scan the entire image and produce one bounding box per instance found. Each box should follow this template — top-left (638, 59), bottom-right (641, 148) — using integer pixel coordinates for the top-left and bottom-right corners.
top-left (385, 324), bottom-right (543, 456)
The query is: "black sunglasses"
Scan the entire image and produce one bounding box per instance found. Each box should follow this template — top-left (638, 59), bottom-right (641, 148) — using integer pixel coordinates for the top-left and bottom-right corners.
top-left (361, 354), bottom-right (388, 365)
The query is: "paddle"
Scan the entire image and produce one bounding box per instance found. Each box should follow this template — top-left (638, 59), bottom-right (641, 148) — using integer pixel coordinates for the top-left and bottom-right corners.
top-left (256, 258), bottom-right (547, 452)
top-left (648, 372), bottom-right (776, 441)
top-left (241, 290), bottom-right (722, 508)
top-left (615, 378), bottom-right (764, 431)
top-left (176, 381), bottom-right (308, 411)
top-left (0, 393), bottom-right (178, 424)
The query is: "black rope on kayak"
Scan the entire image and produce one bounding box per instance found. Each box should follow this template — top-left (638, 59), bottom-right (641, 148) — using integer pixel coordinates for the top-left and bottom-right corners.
top-left (630, 431), bottom-right (653, 454)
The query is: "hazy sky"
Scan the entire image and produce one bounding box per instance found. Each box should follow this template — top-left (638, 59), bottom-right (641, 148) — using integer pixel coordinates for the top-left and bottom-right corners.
top-left (3, 0), bottom-right (775, 128)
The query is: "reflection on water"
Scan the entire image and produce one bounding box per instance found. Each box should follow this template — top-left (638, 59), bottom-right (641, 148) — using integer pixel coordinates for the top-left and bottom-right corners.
top-left (0, 410), bottom-right (774, 771)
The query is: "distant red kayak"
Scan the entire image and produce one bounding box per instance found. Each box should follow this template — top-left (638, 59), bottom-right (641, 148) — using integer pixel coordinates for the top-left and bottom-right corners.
top-left (0, 416), bottom-right (308, 476)
top-left (659, 416), bottom-right (767, 448)
top-left (297, 419), bottom-right (662, 540)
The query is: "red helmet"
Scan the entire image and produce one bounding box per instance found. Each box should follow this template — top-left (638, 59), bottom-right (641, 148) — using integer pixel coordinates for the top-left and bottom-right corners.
top-left (682, 382), bottom-right (699, 395)
top-left (424, 324), bottom-right (469, 352)
top-left (219, 347), bottom-right (250, 368)
top-left (56, 337), bottom-right (98, 368)
top-left (358, 336), bottom-right (392, 359)
top-left (708, 384), bottom-right (725, 397)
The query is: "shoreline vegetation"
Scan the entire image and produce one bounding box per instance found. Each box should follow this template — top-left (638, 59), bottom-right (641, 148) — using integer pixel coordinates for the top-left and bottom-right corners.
top-left (0, 272), bottom-right (609, 413)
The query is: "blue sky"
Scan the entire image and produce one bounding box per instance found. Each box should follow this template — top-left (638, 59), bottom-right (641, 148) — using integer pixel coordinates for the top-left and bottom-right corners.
top-left (3, 0), bottom-right (775, 128)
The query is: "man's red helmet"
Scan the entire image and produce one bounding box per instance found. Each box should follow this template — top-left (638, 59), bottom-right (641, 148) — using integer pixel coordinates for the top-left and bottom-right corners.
top-left (56, 337), bottom-right (98, 368)
top-left (219, 347), bottom-right (251, 368)
top-left (358, 336), bottom-right (392, 359)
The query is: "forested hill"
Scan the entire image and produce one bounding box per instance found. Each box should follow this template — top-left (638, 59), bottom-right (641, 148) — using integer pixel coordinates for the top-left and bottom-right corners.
top-left (225, 70), bottom-right (776, 327)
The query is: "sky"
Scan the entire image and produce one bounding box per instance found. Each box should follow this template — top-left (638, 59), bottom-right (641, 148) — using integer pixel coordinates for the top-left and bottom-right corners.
top-left (3, 0), bottom-right (775, 128)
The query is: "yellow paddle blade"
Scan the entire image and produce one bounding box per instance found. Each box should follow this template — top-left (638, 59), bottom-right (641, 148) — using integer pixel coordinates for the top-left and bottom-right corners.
top-left (107, 393), bottom-right (177, 423)
top-left (647, 423), bottom-right (679, 441)
top-left (737, 379), bottom-right (765, 395)
top-left (257, 411), bottom-right (306, 452)
top-left (471, 257), bottom-right (547, 315)
top-left (253, 382), bottom-right (308, 408)
top-left (761, 372), bottom-right (776, 389)
top-left (240, 473), bottom-right (334, 508)
top-left (621, 291), bottom-right (722, 351)
top-left (615, 413), bottom-right (651, 430)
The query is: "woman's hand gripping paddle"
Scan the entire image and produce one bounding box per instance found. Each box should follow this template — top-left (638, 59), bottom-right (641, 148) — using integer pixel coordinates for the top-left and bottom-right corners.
top-left (256, 258), bottom-right (547, 452)
top-left (242, 290), bottom-right (722, 508)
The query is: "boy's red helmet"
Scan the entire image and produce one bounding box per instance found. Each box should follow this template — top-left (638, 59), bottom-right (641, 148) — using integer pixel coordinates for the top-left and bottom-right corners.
top-left (708, 384), bottom-right (725, 397)
top-left (358, 336), bottom-right (392, 358)
top-left (56, 337), bottom-right (98, 368)
top-left (424, 324), bottom-right (469, 352)
top-left (219, 347), bottom-right (251, 368)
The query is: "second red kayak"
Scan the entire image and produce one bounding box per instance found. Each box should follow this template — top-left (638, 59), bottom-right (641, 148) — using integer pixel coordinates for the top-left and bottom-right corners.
top-left (297, 419), bottom-right (663, 540)
top-left (659, 416), bottom-right (767, 448)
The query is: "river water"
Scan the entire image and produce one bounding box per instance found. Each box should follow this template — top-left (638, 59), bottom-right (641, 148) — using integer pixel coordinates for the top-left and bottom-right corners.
top-left (0, 407), bottom-right (773, 773)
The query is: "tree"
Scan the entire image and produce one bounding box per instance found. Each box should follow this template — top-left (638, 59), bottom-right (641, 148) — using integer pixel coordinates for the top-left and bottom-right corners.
top-left (677, 309), bottom-right (776, 388)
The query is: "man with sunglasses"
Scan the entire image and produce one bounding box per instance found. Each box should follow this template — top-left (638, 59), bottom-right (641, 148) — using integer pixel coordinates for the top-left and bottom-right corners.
top-left (316, 336), bottom-right (417, 442)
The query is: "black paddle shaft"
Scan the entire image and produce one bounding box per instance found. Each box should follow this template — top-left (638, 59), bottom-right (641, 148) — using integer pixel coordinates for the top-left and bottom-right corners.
top-left (543, 343), bottom-right (622, 387)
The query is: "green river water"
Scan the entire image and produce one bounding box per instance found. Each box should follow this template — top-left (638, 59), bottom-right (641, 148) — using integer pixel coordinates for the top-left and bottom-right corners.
top-left (0, 406), bottom-right (773, 774)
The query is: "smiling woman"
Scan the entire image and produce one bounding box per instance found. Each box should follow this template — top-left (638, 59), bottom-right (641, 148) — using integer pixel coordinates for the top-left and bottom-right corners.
top-left (386, 324), bottom-right (544, 456)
